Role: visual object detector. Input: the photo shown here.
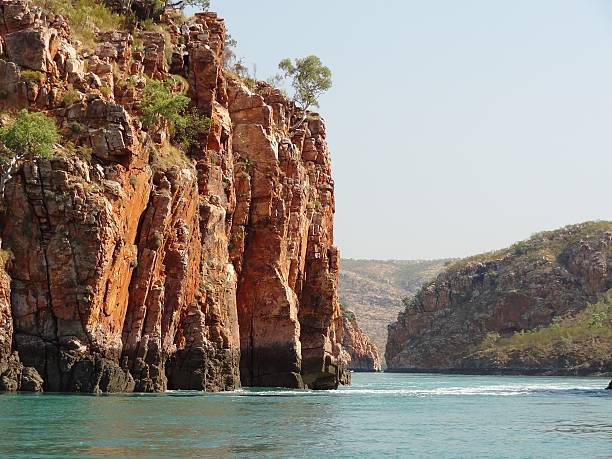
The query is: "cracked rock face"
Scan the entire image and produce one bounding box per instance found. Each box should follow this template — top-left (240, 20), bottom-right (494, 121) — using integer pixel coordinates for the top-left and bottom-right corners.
top-left (342, 315), bottom-right (381, 372)
top-left (386, 223), bottom-right (612, 374)
top-left (0, 0), bottom-right (349, 392)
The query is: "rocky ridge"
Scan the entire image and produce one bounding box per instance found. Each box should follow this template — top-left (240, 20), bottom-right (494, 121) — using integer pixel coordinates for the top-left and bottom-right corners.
top-left (386, 221), bottom-right (612, 375)
top-left (0, 0), bottom-right (349, 391)
top-left (341, 310), bottom-right (381, 371)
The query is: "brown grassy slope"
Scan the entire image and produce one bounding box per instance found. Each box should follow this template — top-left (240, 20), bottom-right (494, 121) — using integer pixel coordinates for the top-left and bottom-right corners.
top-left (339, 259), bottom-right (450, 363)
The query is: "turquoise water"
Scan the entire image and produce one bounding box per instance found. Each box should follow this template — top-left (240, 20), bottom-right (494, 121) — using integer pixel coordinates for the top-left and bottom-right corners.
top-left (0, 373), bottom-right (610, 458)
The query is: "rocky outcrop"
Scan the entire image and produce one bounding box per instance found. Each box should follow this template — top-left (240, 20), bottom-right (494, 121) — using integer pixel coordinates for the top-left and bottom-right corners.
top-left (342, 312), bottom-right (381, 371)
top-left (0, 260), bottom-right (43, 391)
top-left (0, 0), bottom-right (348, 391)
top-left (386, 222), bottom-right (612, 375)
top-left (227, 76), bottom-right (348, 389)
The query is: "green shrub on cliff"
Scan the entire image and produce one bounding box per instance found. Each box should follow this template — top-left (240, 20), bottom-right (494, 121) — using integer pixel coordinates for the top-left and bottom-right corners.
top-left (140, 78), bottom-right (190, 131)
top-left (173, 110), bottom-right (212, 150)
top-left (340, 303), bottom-right (356, 321)
top-left (0, 110), bottom-right (59, 195)
top-left (140, 78), bottom-right (211, 150)
top-left (0, 110), bottom-right (59, 160)
top-left (19, 70), bottom-right (44, 85)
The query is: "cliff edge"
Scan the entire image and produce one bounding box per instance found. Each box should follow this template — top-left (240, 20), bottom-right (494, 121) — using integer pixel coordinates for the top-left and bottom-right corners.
top-left (0, 0), bottom-right (349, 391)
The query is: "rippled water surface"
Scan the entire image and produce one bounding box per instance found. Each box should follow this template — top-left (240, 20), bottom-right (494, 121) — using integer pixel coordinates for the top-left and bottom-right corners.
top-left (1, 373), bottom-right (610, 458)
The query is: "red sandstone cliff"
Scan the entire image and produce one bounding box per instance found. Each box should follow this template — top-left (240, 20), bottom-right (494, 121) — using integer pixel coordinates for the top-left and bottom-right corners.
top-left (0, 0), bottom-right (349, 391)
top-left (342, 312), bottom-right (381, 372)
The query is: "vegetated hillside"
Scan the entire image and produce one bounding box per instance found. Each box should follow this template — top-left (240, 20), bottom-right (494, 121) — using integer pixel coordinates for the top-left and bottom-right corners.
top-left (0, 0), bottom-right (349, 392)
top-left (339, 259), bottom-right (449, 362)
top-left (386, 221), bottom-right (612, 376)
top-left (472, 297), bottom-right (611, 373)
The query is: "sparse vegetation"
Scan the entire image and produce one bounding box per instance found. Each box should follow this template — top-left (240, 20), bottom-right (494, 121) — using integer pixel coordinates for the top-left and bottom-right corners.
top-left (67, 121), bottom-right (88, 137)
top-left (100, 86), bottom-right (113, 97)
top-left (401, 296), bottom-right (415, 309)
top-left (76, 145), bottom-right (93, 163)
top-left (472, 295), bottom-right (612, 366)
top-left (150, 230), bottom-right (164, 249)
top-left (0, 249), bottom-right (13, 269)
top-left (149, 141), bottom-right (191, 171)
top-left (62, 88), bottom-right (82, 106)
top-left (341, 303), bottom-right (356, 321)
top-left (225, 60), bottom-right (257, 91)
top-left (131, 0), bottom-right (208, 20)
top-left (140, 78), bottom-right (190, 132)
top-left (62, 141), bottom-right (93, 163)
top-left (445, 221), bottom-right (612, 273)
top-left (19, 70), bottom-right (44, 85)
top-left (138, 19), bottom-right (174, 65)
top-left (31, 0), bottom-right (124, 51)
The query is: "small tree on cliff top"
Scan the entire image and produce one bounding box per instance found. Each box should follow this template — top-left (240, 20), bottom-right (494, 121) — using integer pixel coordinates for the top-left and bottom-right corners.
top-left (0, 109), bottom-right (59, 195)
top-left (278, 55), bottom-right (332, 111)
top-left (136, 0), bottom-right (209, 20)
top-left (165, 0), bottom-right (209, 12)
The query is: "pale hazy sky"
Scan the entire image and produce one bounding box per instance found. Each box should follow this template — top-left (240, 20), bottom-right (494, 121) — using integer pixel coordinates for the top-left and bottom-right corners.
top-left (206, 0), bottom-right (612, 260)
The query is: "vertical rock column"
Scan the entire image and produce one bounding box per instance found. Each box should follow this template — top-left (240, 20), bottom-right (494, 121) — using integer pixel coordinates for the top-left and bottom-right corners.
top-left (292, 117), bottom-right (349, 389)
top-left (228, 79), bottom-right (349, 388)
top-left (228, 81), bottom-right (304, 387)
top-left (166, 12), bottom-right (241, 391)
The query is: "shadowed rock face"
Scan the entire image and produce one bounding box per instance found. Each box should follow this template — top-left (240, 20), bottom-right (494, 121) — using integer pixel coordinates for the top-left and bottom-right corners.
top-left (0, 0), bottom-right (348, 392)
top-left (386, 222), bottom-right (612, 375)
top-left (342, 314), bottom-right (381, 372)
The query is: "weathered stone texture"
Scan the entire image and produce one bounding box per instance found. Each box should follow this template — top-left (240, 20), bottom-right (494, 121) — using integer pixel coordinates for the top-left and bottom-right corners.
top-left (0, 0), bottom-right (348, 391)
top-left (386, 223), bottom-right (612, 375)
top-left (342, 314), bottom-right (382, 372)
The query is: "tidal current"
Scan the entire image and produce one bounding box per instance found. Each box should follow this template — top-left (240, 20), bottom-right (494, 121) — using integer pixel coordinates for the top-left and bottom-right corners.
top-left (1, 373), bottom-right (610, 458)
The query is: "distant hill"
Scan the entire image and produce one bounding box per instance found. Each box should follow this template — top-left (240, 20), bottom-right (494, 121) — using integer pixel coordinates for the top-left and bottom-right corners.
top-left (386, 221), bottom-right (612, 375)
top-left (339, 259), bottom-right (450, 365)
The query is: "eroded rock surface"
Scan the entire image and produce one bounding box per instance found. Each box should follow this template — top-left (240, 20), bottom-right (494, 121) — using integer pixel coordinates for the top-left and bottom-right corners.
top-left (0, 0), bottom-right (348, 391)
top-left (342, 312), bottom-right (381, 372)
top-left (386, 222), bottom-right (612, 375)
